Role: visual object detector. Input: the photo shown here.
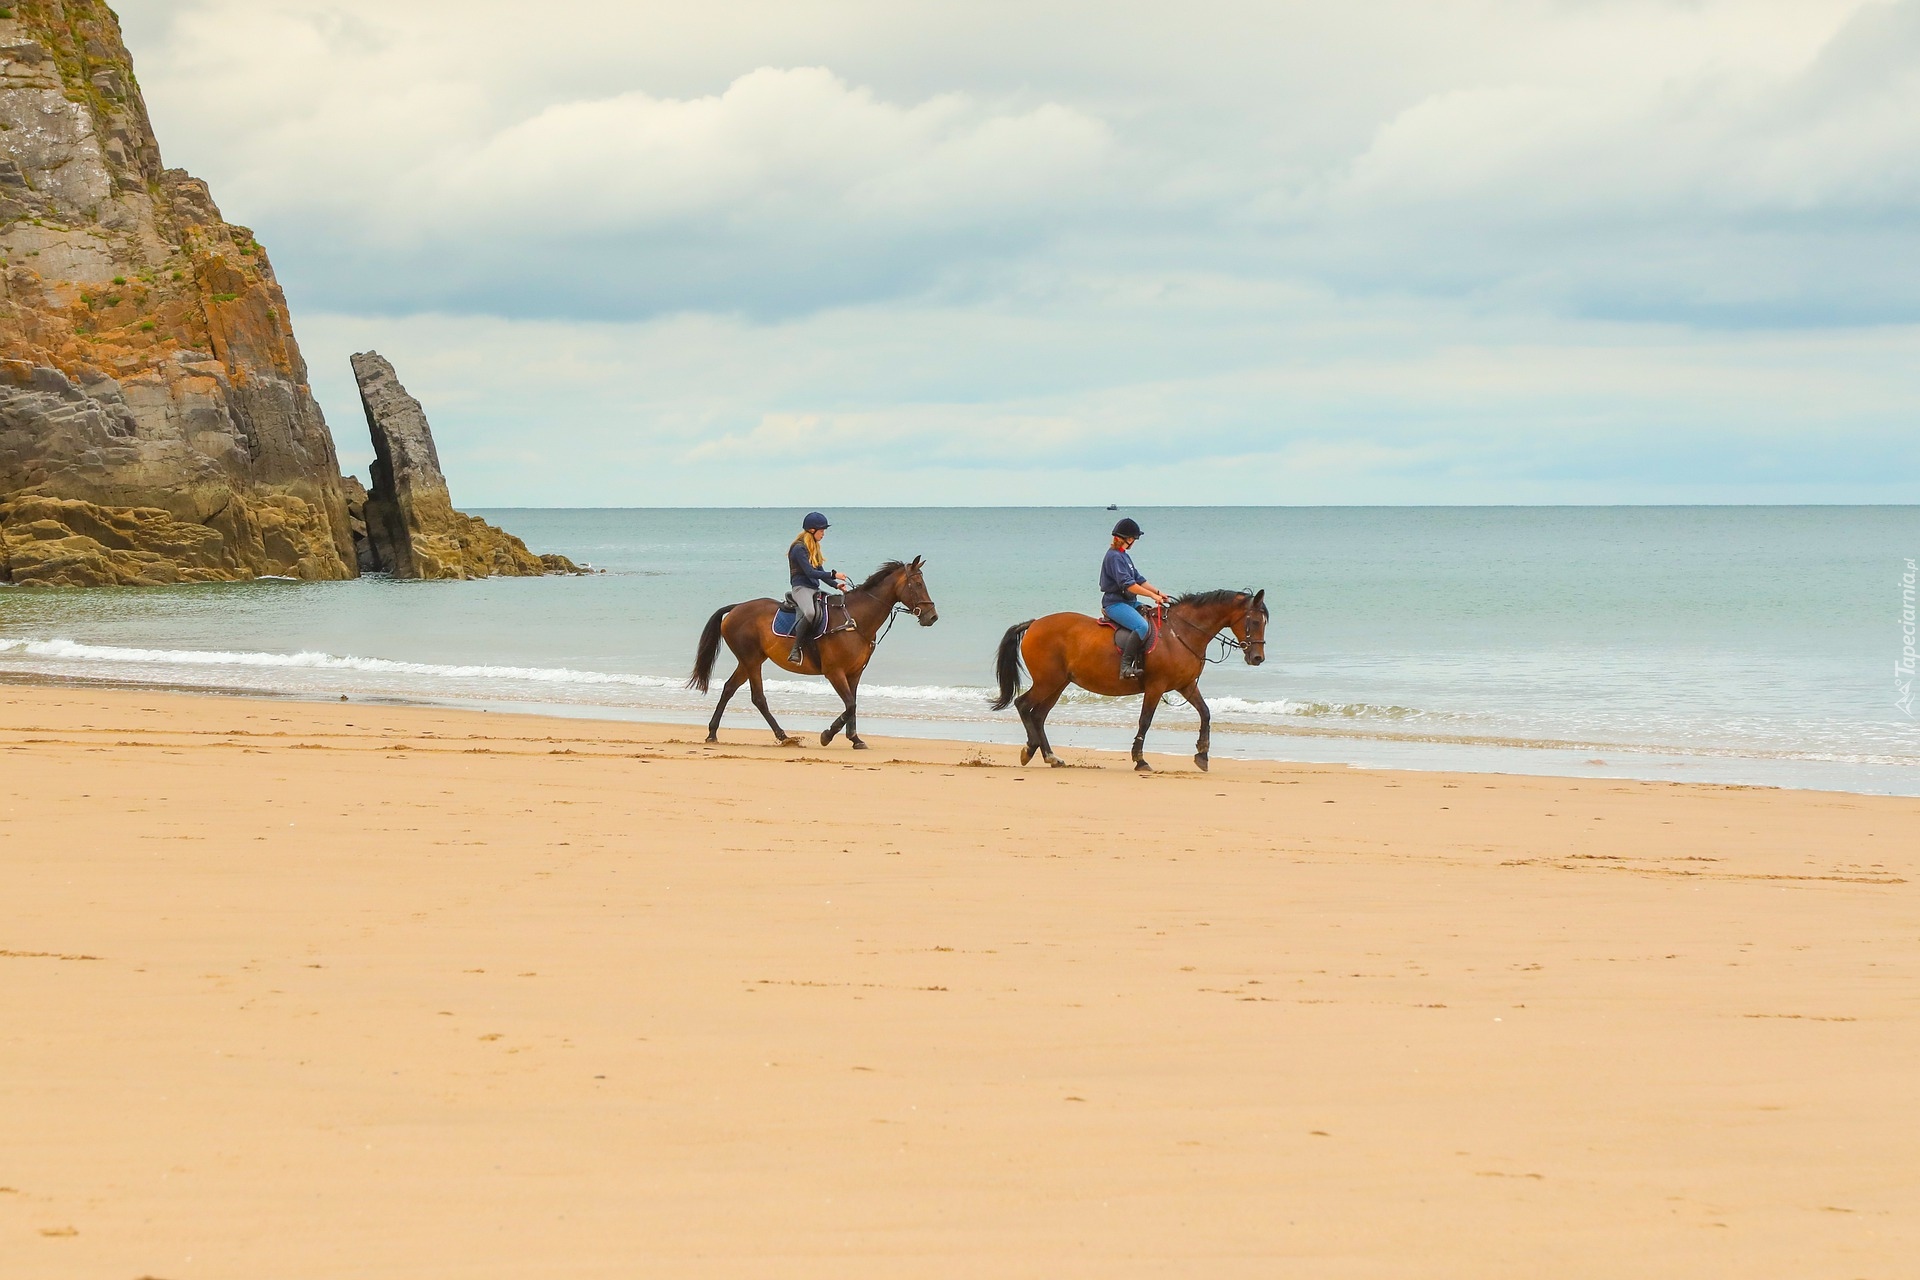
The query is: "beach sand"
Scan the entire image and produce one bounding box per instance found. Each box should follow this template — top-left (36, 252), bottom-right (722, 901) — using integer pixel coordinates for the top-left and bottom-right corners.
top-left (2, 682), bottom-right (1915, 1277)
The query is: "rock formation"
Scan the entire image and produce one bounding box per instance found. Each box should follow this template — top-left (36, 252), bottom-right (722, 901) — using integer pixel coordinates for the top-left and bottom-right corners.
top-left (352, 351), bottom-right (578, 579)
top-left (0, 1), bottom-right (356, 586)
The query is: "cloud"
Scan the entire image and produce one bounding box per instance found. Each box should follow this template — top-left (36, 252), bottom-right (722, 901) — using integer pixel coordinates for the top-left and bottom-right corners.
top-left (198, 56), bottom-right (1114, 244)
top-left (101, 0), bottom-right (1920, 503)
top-left (431, 69), bottom-right (1109, 231)
top-left (298, 288), bottom-right (1920, 507)
top-left (1274, 0), bottom-right (1920, 321)
top-left (122, 0), bottom-right (1920, 325)
top-left (122, 3), bottom-right (1118, 316)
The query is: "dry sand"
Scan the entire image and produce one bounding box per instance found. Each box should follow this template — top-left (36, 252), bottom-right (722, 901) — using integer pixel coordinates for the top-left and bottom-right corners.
top-left (2, 682), bottom-right (1916, 1277)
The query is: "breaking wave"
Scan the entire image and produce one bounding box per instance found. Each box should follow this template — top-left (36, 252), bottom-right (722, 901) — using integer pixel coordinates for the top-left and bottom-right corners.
top-left (0, 637), bottom-right (1434, 722)
top-left (3, 635), bottom-right (1915, 778)
top-left (1209, 696), bottom-right (1429, 721)
top-left (0, 636), bottom-right (684, 689)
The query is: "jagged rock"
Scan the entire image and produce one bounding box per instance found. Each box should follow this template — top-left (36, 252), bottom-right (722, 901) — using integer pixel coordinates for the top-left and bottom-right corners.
top-left (1, 492), bottom-right (224, 586)
top-left (0, 2), bottom-right (356, 586)
top-left (339, 473), bottom-right (377, 573)
top-left (352, 351), bottom-right (579, 579)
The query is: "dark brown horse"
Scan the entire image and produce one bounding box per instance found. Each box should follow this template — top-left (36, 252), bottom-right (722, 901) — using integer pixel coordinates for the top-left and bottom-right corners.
top-left (992, 589), bottom-right (1268, 771)
top-left (689, 558), bottom-right (938, 749)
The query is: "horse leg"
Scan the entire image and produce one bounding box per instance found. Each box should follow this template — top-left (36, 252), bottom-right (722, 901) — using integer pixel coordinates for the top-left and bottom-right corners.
top-left (1013, 692), bottom-right (1040, 765)
top-left (1132, 688), bottom-right (1165, 772)
top-left (1182, 681), bottom-right (1212, 771)
top-left (821, 711), bottom-right (847, 746)
top-left (846, 670), bottom-right (869, 749)
top-left (706, 665), bottom-right (748, 742)
top-left (1027, 682), bottom-right (1068, 768)
top-left (746, 662), bottom-right (797, 745)
top-left (825, 669), bottom-right (866, 749)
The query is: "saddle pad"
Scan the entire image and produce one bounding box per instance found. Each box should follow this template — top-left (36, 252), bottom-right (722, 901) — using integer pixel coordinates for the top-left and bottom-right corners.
top-left (772, 601), bottom-right (836, 640)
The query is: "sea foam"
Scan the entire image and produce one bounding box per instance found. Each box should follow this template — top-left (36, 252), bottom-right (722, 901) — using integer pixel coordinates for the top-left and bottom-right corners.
top-left (0, 636), bottom-right (681, 689)
top-left (0, 636), bottom-right (1420, 718)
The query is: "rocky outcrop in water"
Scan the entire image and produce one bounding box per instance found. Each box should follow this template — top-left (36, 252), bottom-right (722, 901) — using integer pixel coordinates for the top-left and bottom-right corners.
top-left (0, 1), bottom-right (356, 586)
top-left (352, 351), bottom-right (578, 579)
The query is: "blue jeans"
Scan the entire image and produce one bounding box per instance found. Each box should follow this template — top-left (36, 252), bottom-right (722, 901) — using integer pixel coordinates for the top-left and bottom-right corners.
top-left (1104, 601), bottom-right (1151, 638)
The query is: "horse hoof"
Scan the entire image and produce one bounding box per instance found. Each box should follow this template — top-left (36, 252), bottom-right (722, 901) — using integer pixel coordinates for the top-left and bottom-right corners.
top-left (1195, 754), bottom-right (1209, 772)
top-left (779, 736), bottom-right (802, 748)
top-left (704, 733), bottom-right (718, 744)
top-left (820, 730), bottom-right (835, 746)
top-left (1019, 745), bottom-right (1035, 766)
top-left (851, 739), bottom-right (870, 750)
top-left (1135, 760), bottom-right (1152, 772)
top-left (1047, 755), bottom-right (1065, 768)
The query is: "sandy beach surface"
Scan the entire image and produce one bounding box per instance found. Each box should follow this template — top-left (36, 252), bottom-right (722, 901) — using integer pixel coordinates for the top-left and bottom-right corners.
top-left (3, 682), bottom-right (1916, 1278)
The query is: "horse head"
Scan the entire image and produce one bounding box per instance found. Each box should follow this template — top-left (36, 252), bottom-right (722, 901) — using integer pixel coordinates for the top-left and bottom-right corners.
top-left (900, 556), bottom-right (938, 626)
top-left (854, 558), bottom-right (938, 625)
top-left (1234, 589), bottom-right (1268, 666)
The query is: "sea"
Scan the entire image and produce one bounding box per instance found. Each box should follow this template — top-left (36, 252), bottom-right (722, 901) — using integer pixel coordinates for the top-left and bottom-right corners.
top-left (3, 506), bottom-right (1917, 795)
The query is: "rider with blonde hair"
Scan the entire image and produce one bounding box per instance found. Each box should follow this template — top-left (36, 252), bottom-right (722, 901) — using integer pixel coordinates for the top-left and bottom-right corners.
top-left (1101, 517), bottom-right (1169, 678)
top-left (789, 511), bottom-right (851, 663)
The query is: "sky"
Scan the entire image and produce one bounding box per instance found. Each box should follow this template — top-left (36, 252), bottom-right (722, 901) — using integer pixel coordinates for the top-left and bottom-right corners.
top-left (112, 0), bottom-right (1920, 506)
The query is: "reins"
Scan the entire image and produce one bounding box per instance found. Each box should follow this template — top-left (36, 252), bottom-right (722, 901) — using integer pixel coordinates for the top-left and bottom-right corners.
top-left (1160, 601), bottom-right (1248, 666)
top-left (872, 604), bottom-right (911, 646)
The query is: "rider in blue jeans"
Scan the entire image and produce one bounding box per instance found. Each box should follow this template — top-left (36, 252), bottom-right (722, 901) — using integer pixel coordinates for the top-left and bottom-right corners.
top-left (1100, 517), bottom-right (1170, 679)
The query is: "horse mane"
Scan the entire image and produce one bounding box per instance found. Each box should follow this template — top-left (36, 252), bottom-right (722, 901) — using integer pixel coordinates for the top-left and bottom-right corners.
top-left (1171, 588), bottom-right (1252, 611)
top-left (853, 560), bottom-right (908, 593)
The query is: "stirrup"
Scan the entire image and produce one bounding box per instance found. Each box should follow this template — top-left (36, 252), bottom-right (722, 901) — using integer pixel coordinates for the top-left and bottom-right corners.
top-left (788, 640), bottom-right (804, 664)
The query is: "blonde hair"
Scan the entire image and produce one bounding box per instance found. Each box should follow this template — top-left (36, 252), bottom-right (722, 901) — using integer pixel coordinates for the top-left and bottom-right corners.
top-left (793, 529), bottom-right (825, 569)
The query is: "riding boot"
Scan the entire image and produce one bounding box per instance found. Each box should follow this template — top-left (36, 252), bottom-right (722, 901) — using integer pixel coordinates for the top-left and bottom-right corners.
top-left (788, 638), bottom-right (804, 665)
top-left (1120, 630), bottom-right (1144, 680)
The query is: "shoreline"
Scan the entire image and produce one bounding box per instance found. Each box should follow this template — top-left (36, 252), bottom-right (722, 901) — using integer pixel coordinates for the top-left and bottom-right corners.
top-left (3, 662), bottom-right (1915, 797)
top-left (5, 682), bottom-right (1920, 1275)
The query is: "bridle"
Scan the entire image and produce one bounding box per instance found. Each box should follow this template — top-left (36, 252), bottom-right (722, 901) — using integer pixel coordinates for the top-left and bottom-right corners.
top-left (1162, 596), bottom-right (1260, 666)
top-left (859, 568), bottom-right (935, 646)
top-left (899, 574), bottom-right (936, 621)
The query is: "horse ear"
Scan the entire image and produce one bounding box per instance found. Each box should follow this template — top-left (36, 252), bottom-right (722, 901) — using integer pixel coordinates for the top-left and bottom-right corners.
top-left (911, 555), bottom-right (924, 569)
top-left (1253, 588), bottom-right (1265, 604)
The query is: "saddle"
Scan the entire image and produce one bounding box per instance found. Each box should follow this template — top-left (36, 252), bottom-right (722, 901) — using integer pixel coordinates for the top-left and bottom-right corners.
top-left (772, 593), bottom-right (846, 640)
top-left (1096, 607), bottom-right (1162, 655)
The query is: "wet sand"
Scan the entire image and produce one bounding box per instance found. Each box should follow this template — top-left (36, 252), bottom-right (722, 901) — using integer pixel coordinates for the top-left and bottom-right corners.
top-left (3, 683), bottom-right (1916, 1277)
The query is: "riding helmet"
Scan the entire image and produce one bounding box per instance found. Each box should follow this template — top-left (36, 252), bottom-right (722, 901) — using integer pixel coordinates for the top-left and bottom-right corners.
top-left (1112, 517), bottom-right (1143, 539)
top-left (803, 511), bottom-right (831, 531)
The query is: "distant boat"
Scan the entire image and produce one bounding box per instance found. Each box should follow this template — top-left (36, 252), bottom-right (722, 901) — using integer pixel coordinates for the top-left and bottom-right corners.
top-left (1106, 504), bottom-right (1118, 511)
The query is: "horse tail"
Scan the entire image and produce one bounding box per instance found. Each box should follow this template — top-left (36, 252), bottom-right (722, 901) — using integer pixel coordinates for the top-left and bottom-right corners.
top-left (990, 620), bottom-right (1034, 711)
top-left (688, 604), bottom-right (740, 693)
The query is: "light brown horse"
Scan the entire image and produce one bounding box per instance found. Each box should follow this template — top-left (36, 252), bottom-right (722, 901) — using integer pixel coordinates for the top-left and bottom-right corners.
top-left (689, 558), bottom-right (937, 749)
top-left (991, 589), bottom-right (1268, 771)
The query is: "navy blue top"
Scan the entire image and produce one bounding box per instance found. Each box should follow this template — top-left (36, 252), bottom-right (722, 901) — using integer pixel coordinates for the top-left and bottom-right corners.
top-left (1099, 547), bottom-right (1146, 607)
top-left (790, 540), bottom-right (838, 590)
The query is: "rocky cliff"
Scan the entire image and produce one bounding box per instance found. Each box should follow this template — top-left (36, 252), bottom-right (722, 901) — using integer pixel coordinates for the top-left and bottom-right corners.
top-left (352, 351), bottom-right (578, 580)
top-left (0, 0), bottom-right (355, 586)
